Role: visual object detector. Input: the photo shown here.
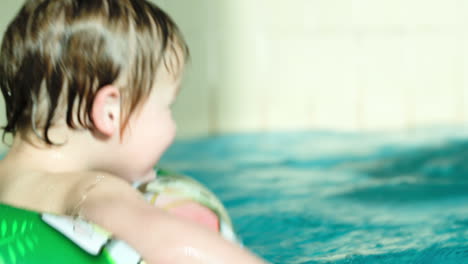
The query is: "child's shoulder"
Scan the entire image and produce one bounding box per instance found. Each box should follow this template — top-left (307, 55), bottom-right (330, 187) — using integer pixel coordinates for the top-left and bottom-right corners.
top-left (0, 168), bottom-right (138, 217)
top-left (72, 171), bottom-right (157, 231)
top-left (71, 171), bottom-right (134, 200)
top-left (73, 171), bottom-right (174, 260)
top-left (70, 171), bottom-right (143, 216)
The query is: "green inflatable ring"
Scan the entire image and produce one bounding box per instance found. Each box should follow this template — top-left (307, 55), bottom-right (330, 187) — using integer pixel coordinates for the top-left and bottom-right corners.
top-left (0, 169), bottom-right (239, 264)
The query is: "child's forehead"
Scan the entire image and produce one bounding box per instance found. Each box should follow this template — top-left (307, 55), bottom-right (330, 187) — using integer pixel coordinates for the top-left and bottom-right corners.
top-left (164, 40), bottom-right (189, 74)
top-left (153, 62), bottom-right (184, 89)
top-left (150, 44), bottom-right (187, 88)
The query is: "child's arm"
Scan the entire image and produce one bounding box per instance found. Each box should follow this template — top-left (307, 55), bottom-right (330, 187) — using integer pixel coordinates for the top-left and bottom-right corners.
top-left (78, 173), bottom-right (267, 264)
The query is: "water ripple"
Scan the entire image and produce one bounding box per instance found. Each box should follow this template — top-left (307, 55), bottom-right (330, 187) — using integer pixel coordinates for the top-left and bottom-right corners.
top-left (161, 130), bottom-right (468, 263)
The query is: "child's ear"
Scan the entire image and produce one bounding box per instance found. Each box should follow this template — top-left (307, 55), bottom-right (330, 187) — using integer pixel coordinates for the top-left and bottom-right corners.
top-left (91, 85), bottom-right (121, 137)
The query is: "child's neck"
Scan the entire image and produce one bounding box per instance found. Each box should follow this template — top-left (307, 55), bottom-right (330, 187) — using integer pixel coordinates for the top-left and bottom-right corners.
top-left (3, 127), bottom-right (106, 175)
top-left (0, 126), bottom-right (121, 214)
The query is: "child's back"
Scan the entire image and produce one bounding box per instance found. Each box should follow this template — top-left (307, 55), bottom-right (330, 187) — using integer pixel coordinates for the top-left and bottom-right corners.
top-left (0, 0), bottom-right (266, 263)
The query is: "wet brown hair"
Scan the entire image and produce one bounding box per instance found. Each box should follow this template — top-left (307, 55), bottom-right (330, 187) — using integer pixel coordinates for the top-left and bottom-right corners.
top-left (0, 0), bottom-right (188, 144)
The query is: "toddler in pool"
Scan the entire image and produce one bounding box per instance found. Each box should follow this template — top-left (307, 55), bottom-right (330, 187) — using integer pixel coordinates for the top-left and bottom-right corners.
top-left (0, 0), bottom-right (266, 263)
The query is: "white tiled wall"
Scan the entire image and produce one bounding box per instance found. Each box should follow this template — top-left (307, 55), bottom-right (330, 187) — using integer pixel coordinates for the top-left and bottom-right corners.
top-left (160, 0), bottom-right (468, 137)
top-left (0, 0), bottom-right (467, 147)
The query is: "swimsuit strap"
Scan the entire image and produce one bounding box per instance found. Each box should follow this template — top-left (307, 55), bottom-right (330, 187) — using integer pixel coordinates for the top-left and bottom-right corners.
top-left (70, 174), bottom-right (106, 219)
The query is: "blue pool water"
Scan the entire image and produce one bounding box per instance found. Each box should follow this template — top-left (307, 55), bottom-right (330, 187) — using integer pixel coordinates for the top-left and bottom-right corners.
top-left (160, 129), bottom-right (468, 263)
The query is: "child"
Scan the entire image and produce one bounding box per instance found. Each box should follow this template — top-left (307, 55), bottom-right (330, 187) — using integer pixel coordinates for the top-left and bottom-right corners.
top-left (0, 0), bottom-right (266, 263)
